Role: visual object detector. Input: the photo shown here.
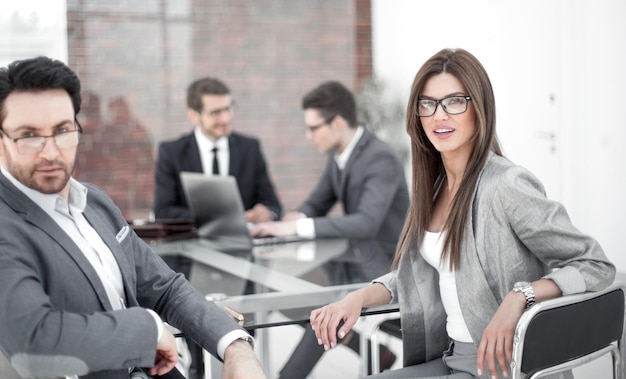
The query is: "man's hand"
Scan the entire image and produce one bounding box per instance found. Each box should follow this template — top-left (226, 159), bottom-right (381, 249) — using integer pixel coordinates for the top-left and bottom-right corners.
top-left (249, 220), bottom-right (297, 237)
top-left (222, 339), bottom-right (267, 379)
top-left (149, 327), bottom-right (178, 376)
top-left (281, 211), bottom-right (304, 221)
top-left (245, 204), bottom-right (273, 223)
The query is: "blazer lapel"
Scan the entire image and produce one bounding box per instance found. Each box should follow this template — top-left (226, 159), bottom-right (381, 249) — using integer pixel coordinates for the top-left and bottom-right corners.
top-left (228, 133), bottom-right (242, 176)
top-left (185, 134), bottom-right (204, 173)
top-left (339, 129), bottom-right (370, 199)
top-left (331, 160), bottom-right (343, 200)
top-left (0, 176), bottom-right (114, 310)
top-left (455, 157), bottom-right (500, 344)
top-left (82, 205), bottom-right (137, 307)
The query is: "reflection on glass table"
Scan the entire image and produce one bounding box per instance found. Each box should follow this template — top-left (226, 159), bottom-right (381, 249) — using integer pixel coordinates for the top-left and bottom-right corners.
top-left (152, 237), bottom-right (400, 378)
top-left (152, 237), bottom-right (399, 328)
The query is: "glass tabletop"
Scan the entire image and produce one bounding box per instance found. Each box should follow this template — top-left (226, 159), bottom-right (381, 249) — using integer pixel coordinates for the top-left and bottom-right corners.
top-left (152, 237), bottom-right (399, 329)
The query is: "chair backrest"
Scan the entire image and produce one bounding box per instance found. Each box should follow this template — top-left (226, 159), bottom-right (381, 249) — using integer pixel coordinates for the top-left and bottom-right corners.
top-left (379, 318), bottom-right (402, 339)
top-left (511, 282), bottom-right (625, 379)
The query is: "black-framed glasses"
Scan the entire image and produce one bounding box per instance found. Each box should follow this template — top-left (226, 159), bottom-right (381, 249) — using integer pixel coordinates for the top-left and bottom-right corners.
top-left (201, 101), bottom-right (236, 118)
top-left (0, 120), bottom-right (83, 155)
top-left (306, 115), bottom-right (335, 133)
top-left (416, 95), bottom-right (472, 117)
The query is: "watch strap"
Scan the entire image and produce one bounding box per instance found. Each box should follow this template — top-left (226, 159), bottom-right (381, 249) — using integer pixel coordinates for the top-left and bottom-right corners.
top-left (514, 282), bottom-right (536, 309)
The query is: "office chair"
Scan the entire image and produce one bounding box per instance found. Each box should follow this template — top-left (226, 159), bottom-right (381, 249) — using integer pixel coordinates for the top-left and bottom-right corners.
top-left (369, 317), bottom-right (402, 374)
top-left (368, 283), bottom-right (626, 377)
top-left (511, 282), bottom-right (625, 379)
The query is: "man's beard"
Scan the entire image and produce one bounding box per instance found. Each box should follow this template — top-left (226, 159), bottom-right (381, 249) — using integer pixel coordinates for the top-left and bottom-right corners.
top-left (5, 154), bottom-right (74, 195)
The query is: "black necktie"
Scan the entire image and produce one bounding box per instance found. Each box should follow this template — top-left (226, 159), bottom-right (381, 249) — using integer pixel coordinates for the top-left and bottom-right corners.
top-left (211, 147), bottom-right (220, 175)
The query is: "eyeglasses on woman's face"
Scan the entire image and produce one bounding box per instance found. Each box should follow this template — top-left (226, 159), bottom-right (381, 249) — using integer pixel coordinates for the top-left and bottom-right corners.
top-left (416, 95), bottom-right (472, 117)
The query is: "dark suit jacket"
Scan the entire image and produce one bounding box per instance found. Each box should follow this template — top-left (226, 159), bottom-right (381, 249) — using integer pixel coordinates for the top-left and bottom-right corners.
top-left (298, 129), bottom-right (409, 244)
top-left (0, 174), bottom-right (244, 379)
top-left (154, 131), bottom-right (282, 220)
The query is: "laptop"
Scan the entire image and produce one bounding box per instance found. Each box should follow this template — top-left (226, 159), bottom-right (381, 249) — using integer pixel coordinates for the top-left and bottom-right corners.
top-left (179, 172), bottom-right (305, 249)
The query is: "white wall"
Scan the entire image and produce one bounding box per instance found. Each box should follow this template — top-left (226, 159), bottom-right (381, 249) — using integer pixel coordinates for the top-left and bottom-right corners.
top-left (0, 0), bottom-right (68, 66)
top-left (372, 0), bottom-right (626, 271)
top-left (564, 1), bottom-right (626, 272)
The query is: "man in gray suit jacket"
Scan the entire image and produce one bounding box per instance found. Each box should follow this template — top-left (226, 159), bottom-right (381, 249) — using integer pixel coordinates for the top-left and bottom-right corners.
top-left (251, 81), bottom-right (409, 377)
top-left (250, 81), bottom-right (408, 243)
top-left (0, 57), bottom-right (266, 378)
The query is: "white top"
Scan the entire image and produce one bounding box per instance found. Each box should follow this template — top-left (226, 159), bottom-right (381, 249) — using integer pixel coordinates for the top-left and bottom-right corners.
top-left (421, 231), bottom-right (473, 343)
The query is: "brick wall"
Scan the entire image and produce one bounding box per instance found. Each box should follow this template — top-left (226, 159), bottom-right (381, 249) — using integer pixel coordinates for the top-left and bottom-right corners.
top-left (67, 0), bottom-right (372, 220)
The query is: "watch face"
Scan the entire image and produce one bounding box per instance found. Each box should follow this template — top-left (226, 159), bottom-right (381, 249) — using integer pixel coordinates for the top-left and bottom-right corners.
top-left (514, 281), bottom-right (531, 289)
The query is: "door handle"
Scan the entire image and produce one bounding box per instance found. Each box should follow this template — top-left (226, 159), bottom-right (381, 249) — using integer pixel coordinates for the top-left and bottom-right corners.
top-left (535, 131), bottom-right (556, 153)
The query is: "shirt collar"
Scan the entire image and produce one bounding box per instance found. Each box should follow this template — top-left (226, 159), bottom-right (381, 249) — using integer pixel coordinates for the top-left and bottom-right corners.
top-left (194, 127), bottom-right (229, 152)
top-left (0, 165), bottom-right (88, 216)
top-left (335, 126), bottom-right (364, 170)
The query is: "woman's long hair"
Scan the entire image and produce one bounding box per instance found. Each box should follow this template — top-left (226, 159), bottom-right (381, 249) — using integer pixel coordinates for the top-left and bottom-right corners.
top-left (392, 48), bottom-right (502, 270)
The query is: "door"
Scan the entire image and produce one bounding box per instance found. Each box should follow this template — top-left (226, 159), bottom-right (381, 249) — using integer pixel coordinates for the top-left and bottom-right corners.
top-left (486, 0), bottom-right (563, 201)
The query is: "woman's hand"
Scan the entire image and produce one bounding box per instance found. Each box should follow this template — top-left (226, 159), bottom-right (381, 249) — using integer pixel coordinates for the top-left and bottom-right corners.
top-left (477, 279), bottom-right (561, 378)
top-left (476, 291), bottom-right (524, 378)
top-left (310, 292), bottom-right (364, 351)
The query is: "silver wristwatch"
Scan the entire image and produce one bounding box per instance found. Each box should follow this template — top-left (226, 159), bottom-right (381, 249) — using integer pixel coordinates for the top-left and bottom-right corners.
top-left (513, 281), bottom-right (536, 309)
top-left (238, 335), bottom-right (255, 348)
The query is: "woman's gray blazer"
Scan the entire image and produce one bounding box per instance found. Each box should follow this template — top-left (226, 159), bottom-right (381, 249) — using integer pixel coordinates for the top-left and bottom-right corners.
top-left (375, 153), bottom-right (615, 375)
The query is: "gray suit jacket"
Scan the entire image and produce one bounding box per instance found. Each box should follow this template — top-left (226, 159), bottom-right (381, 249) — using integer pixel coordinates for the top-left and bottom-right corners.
top-left (0, 174), bottom-right (243, 378)
top-left (376, 153), bottom-right (615, 377)
top-left (298, 129), bottom-right (409, 243)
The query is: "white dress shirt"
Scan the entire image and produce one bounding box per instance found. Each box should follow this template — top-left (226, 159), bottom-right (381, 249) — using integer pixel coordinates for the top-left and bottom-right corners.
top-left (1, 166), bottom-right (253, 359)
top-left (1, 167), bottom-right (127, 311)
top-left (295, 126), bottom-right (364, 238)
top-left (1, 167), bottom-right (164, 341)
top-left (194, 128), bottom-right (229, 176)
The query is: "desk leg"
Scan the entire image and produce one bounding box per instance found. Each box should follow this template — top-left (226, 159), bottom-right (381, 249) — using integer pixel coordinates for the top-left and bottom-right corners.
top-left (252, 281), bottom-right (272, 374)
top-left (359, 328), bottom-right (369, 376)
top-left (255, 311), bottom-right (271, 374)
top-left (204, 349), bottom-right (222, 379)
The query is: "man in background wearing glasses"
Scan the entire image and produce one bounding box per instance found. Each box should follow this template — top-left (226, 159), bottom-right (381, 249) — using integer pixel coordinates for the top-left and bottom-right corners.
top-left (251, 80), bottom-right (409, 377)
top-left (0, 57), bottom-right (266, 379)
top-left (153, 77), bottom-right (282, 223)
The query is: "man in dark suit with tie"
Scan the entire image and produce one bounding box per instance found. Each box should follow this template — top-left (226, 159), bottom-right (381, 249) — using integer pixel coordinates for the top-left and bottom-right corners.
top-left (153, 77), bottom-right (282, 222)
top-left (251, 80), bottom-right (408, 377)
top-left (0, 57), bottom-right (266, 379)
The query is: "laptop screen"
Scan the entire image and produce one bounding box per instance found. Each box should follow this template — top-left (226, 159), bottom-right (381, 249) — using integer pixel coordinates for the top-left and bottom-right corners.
top-left (180, 171), bottom-right (306, 249)
top-left (179, 172), bottom-right (251, 240)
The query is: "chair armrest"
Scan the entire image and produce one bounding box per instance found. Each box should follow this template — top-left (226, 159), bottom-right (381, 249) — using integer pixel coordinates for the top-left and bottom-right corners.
top-left (511, 282), bottom-right (626, 377)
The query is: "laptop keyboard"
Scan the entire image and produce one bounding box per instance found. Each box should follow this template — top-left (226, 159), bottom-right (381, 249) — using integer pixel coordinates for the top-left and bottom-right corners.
top-left (251, 235), bottom-right (306, 246)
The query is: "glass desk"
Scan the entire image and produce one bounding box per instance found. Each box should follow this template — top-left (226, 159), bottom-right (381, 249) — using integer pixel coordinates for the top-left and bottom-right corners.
top-left (151, 237), bottom-right (400, 378)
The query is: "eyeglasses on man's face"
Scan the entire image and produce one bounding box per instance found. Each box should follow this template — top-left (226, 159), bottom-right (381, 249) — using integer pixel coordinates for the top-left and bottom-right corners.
top-left (416, 95), bottom-right (472, 117)
top-left (201, 101), bottom-right (236, 118)
top-left (0, 121), bottom-right (83, 155)
top-left (306, 115), bottom-right (336, 133)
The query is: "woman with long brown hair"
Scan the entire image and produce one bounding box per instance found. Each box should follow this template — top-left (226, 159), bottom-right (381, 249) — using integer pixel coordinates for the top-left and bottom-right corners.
top-left (309, 48), bottom-right (614, 378)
